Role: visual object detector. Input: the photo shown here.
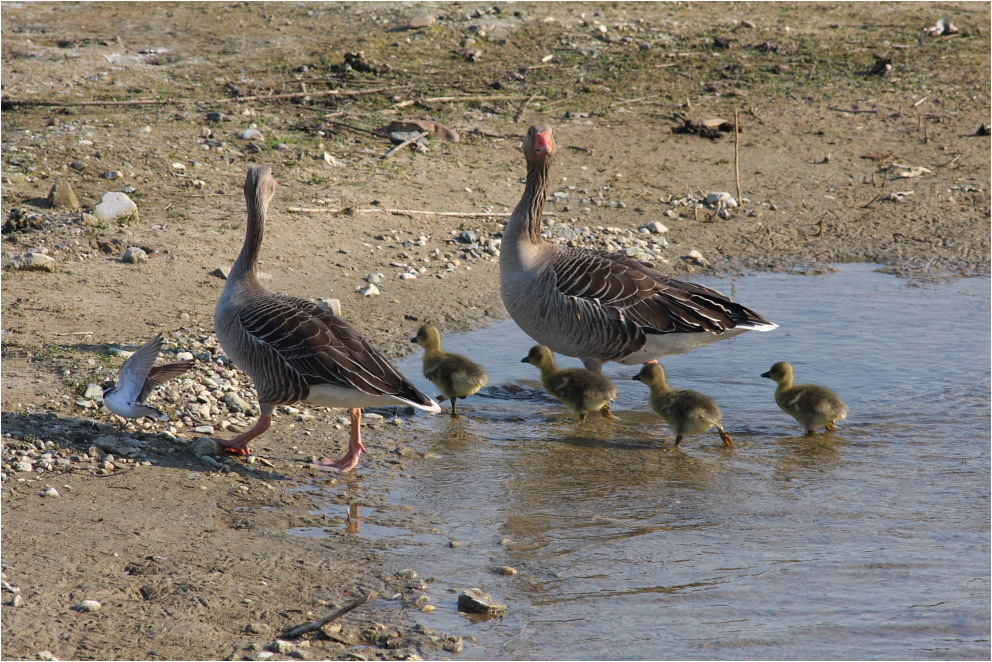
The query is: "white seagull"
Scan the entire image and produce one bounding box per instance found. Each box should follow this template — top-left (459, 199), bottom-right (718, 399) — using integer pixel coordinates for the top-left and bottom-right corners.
top-left (102, 333), bottom-right (193, 421)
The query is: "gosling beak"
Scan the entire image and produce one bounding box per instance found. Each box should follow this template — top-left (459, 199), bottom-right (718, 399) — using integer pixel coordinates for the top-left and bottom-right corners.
top-left (760, 371), bottom-right (771, 379)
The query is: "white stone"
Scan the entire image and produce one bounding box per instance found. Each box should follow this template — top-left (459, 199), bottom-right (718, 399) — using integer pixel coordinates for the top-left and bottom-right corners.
top-left (642, 221), bottom-right (669, 234)
top-left (93, 192), bottom-right (139, 224)
top-left (318, 298), bottom-right (341, 316)
top-left (75, 599), bottom-right (102, 612)
top-left (360, 284), bottom-right (380, 297)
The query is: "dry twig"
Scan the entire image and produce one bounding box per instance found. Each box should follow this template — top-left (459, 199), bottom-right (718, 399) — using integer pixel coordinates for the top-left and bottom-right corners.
top-left (382, 131), bottom-right (429, 159)
top-left (283, 592), bottom-right (375, 640)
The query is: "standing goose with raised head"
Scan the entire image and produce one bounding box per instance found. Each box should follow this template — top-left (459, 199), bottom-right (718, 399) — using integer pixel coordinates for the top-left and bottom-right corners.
top-left (761, 361), bottom-right (847, 435)
top-left (522, 344), bottom-right (617, 422)
top-left (500, 124), bottom-right (777, 373)
top-left (411, 323), bottom-right (489, 418)
top-left (633, 363), bottom-right (733, 447)
top-left (213, 166), bottom-right (440, 471)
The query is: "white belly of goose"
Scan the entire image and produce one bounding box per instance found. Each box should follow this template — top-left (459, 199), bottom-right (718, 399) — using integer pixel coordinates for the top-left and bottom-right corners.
top-left (306, 384), bottom-right (441, 412)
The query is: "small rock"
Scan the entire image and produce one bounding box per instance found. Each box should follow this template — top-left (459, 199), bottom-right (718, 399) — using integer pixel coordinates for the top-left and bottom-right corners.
top-left (121, 247), bottom-right (148, 264)
top-left (642, 221), bottom-right (669, 234)
top-left (175, 351), bottom-right (195, 361)
top-left (83, 384), bottom-right (104, 400)
top-left (268, 640), bottom-right (295, 654)
top-left (457, 588), bottom-right (507, 614)
top-left (221, 392), bottom-right (253, 413)
top-left (687, 249), bottom-right (709, 267)
top-left (246, 622), bottom-right (271, 634)
top-left (11, 594), bottom-right (22, 608)
top-left (74, 599), bottom-right (102, 612)
top-left (48, 178), bottom-right (80, 210)
top-left (495, 566), bottom-right (517, 576)
top-left (360, 284), bottom-right (380, 297)
top-left (102, 170), bottom-right (123, 180)
top-left (211, 265), bottom-right (231, 280)
top-left (396, 569), bottom-right (419, 580)
top-left (206, 112), bottom-right (226, 122)
top-left (318, 298), bottom-right (341, 316)
top-left (3, 252), bottom-right (56, 273)
top-left (93, 192), bottom-right (139, 224)
top-left (190, 437), bottom-right (223, 458)
top-left (40, 487), bottom-right (60, 497)
top-left (705, 192), bottom-right (738, 208)
top-left (399, 273), bottom-right (417, 280)
top-left (407, 13), bottom-right (435, 29)
top-left (241, 128), bottom-right (264, 140)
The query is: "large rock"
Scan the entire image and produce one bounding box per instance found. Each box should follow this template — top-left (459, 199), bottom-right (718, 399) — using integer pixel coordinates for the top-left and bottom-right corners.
top-left (2, 252), bottom-right (56, 273)
top-left (48, 178), bottom-right (80, 210)
top-left (457, 588), bottom-right (507, 614)
top-left (93, 192), bottom-right (139, 225)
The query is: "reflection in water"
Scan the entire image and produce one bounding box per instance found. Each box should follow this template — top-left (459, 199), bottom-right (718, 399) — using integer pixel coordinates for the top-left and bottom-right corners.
top-left (370, 266), bottom-right (990, 660)
top-left (345, 503), bottom-right (361, 535)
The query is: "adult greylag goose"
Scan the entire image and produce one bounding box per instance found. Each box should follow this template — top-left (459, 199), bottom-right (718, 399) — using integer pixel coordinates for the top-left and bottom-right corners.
top-left (102, 332), bottom-right (193, 421)
top-left (500, 124), bottom-right (777, 373)
top-left (411, 324), bottom-right (489, 418)
top-left (522, 344), bottom-right (617, 422)
top-left (761, 361), bottom-right (847, 435)
top-left (633, 363), bottom-right (733, 447)
top-left (213, 166), bottom-right (440, 471)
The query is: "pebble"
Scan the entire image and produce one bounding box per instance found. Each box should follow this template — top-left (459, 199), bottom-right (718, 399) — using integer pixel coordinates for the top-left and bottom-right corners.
top-left (48, 178), bottom-right (80, 210)
top-left (360, 284), bottom-right (380, 297)
top-left (642, 221), bottom-right (669, 234)
top-left (396, 569), bottom-right (419, 580)
top-left (101, 170), bottom-right (123, 180)
top-left (705, 192), bottom-right (738, 208)
top-left (494, 566), bottom-right (517, 576)
top-left (93, 192), bottom-right (139, 224)
top-left (241, 128), bottom-right (264, 140)
top-left (407, 13), bottom-right (435, 29)
top-left (221, 392), bottom-right (253, 413)
top-left (40, 487), bottom-right (60, 497)
top-left (11, 594), bottom-right (22, 607)
top-left (268, 640), bottom-right (295, 654)
top-left (190, 438), bottom-right (223, 458)
top-left (318, 298), bottom-right (341, 316)
top-left (83, 384), bottom-right (103, 400)
top-left (122, 247), bottom-right (148, 264)
top-left (3, 252), bottom-right (56, 273)
top-left (687, 249), bottom-right (709, 267)
top-left (457, 588), bottom-right (507, 614)
top-left (74, 599), bottom-right (102, 612)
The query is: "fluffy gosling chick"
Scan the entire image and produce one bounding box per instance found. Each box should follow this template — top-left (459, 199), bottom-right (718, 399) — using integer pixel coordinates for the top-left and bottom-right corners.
top-left (633, 363), bottom-right (733, 447)
top-left (412, 324), bottom-right (489, 418)
top-left (522, 345), bottom-right (617, 422)
top-left (761, 361), bottom-right (847, 435)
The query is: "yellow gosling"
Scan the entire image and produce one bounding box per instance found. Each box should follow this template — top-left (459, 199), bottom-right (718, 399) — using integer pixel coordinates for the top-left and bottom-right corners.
top-left (761, 361), bottom-right (848, 435)
top-left (633, 363), bottom-right (733, 447)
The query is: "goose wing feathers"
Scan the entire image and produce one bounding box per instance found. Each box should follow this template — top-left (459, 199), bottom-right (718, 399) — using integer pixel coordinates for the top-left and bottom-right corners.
top-left (553, 248), bottom-right (767, 335)
top-left (117, 333), bottom-right (164, 403)
top-left (238, 293), bottom-right (429, 404)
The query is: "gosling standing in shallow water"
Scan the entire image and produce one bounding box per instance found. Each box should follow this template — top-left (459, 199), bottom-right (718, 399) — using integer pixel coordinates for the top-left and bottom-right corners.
top-left (761, 361), bottom-right (847, 435)
top-left (522, 345), bottom-right (617, 422)
top-left (633, 363), bottom-right (733, 447)
top-left (412, 324), bottom-right (489, 418)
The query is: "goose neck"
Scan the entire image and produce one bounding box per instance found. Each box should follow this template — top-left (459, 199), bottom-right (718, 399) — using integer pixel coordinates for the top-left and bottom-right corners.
top-left (507, 159), bottom-right (553, 245)
top-left (230, 193), bottom-right (267, 280)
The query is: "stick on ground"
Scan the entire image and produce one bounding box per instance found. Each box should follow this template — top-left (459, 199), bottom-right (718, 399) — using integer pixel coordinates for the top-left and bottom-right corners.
top-left (283, 592), bottom-right (375, 640)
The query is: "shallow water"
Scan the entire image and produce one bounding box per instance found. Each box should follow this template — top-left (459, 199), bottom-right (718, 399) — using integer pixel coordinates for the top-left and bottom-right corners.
top-left (303, 264), bottom-right (992, 660)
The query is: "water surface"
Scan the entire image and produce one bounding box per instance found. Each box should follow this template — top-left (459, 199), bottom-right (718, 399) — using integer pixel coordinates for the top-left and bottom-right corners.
top-left (309, 264), bottom-right (992, 659)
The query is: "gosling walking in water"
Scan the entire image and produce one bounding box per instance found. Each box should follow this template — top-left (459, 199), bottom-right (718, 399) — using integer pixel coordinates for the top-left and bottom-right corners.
top-left (761, 361), bottom-right (847, 435)
top-left (412, 324), bottom-right (489, 418)
top-left (633, 363), bottom-right (733, 447)
top-left (522, 345), bottom-right (617, 422)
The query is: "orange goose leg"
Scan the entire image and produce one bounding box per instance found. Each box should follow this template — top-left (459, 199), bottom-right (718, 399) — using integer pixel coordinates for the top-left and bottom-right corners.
top-left (317, 408), bottom-right (367, 472)
top-left (215, 414), bottom-right (271, 456)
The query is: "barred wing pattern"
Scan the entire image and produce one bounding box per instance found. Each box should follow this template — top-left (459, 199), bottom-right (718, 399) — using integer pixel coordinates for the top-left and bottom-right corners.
top-left (235, 293), bottom-right (433, 408)
top-left (551, 247), bottom-right (773, 358)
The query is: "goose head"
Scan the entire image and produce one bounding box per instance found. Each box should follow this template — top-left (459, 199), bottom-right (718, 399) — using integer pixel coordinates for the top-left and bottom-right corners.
top-left (412, 323), bottom-right (443, 351)
top-left (521, 344), bottom-right (557, 371)
top-left (524, 124), bottom-right (555, 165)
top-left (633, 362), bottom-right (669, 388)
top-left (245, 165), bottom-right (278, 211)
top-left (761, 361), bottom-right (794, 385)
